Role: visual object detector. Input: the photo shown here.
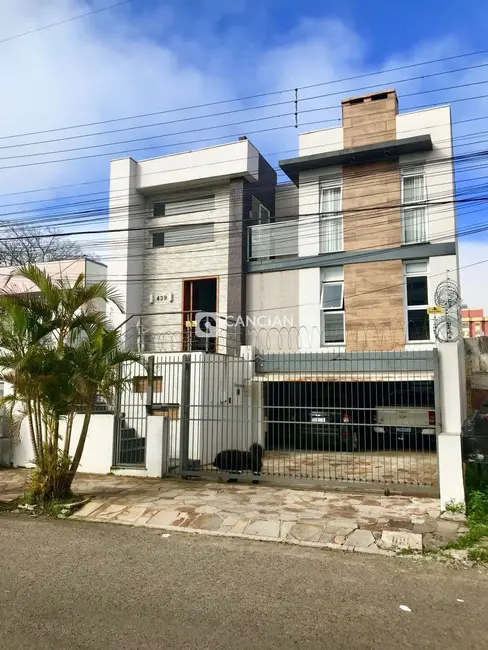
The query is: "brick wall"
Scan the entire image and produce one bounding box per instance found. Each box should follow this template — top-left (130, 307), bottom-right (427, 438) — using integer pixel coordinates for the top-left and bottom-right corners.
top-left (344, 260), bottom-right (405, 352)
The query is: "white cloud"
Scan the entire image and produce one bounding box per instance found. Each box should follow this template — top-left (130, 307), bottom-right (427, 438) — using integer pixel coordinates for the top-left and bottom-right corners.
top-left (1, 0), bottom-right (488, 302)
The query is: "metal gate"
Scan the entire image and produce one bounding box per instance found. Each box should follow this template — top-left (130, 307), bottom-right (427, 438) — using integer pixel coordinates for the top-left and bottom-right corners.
top-left (115, 350), bottom-right (440, 490)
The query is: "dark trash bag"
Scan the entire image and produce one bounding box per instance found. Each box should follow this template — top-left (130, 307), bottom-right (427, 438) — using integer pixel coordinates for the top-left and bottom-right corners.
top-left (462, 399), bottom-right (488, 463)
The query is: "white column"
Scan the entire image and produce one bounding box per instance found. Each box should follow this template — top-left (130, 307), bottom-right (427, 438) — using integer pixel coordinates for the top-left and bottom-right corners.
top-left (437, 341), bottom-right (466, 509)
top-left (108, 157), bottom-right (145, 348)
top-left (146, 416), bottom-right (166, 477)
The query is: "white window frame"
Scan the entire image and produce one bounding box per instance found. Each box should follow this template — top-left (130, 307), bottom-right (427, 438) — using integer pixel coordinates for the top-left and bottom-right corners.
top-left (404, 260), bottom-right (431, 343)
top-left (319, 177), bottom-right (343, 254)
top-left (320, 282), bottom-right (344, 310)
top-left (401, 165), bottom-right (428, 245)
top-left (320, 267), bottom-right (345, 345)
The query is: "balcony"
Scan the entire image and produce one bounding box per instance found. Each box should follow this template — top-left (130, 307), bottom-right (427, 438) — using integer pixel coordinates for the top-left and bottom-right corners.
top-left (247, 220), bottom-right (298, 261)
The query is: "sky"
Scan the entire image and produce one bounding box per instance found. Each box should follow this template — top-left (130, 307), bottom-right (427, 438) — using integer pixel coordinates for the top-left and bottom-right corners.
top-left (0, 0), bottom-right (487, 307)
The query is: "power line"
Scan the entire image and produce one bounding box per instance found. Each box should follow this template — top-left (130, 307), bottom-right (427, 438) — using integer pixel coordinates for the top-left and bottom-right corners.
top-left (2, 85), bottom-right (488, 170)
top-left (0, 139), bottom-right (481, 230)
top-left (2, 46), bottom-right (488, 141)
top-left (0, 0), bottom-right (135, 46)
top-left (2, 106), bottom-right (485, 202)
top-left (2, 61), bottom-right (488, 154)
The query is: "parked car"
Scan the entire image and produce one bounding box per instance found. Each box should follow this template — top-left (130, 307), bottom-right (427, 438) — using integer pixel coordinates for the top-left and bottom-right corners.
top-left (373, 387), bottom-right (436, 450)
top-left (297, 408), bottom-right (358, 451)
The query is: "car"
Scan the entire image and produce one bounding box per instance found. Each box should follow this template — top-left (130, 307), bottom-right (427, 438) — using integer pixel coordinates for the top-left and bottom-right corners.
top-left (297, 408), bottom-right (358, 451)
top-left (373, 387), bottom-right (437, 450)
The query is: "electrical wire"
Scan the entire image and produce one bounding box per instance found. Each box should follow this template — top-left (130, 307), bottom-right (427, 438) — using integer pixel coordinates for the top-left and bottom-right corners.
top-left (2, 45), bottom-right (488, 142)
top-left (0, 0), bottom-right (135, 46)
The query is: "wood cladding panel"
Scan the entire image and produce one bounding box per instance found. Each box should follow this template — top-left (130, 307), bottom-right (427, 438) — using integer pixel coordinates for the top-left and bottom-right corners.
top-left (344, 260), bottom-right (405, 352)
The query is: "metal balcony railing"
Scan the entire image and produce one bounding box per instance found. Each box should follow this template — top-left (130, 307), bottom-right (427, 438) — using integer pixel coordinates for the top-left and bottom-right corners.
top-left (247, 220), bottom-right (298, 261)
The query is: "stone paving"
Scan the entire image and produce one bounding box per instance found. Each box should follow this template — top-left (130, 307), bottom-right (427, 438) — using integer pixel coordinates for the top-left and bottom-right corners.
top-left (1, 469), bottom-right (465, 555)
top-left (258, 450), bottom-right (438, 486)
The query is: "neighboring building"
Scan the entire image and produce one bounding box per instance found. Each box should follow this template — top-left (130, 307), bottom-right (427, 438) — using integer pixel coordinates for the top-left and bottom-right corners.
top-left (0, 258), bottom-right (107, 295)
top-left (0, 257), bottom-right (107, 433)
top-left (462, 308), bottom-right (488, 338)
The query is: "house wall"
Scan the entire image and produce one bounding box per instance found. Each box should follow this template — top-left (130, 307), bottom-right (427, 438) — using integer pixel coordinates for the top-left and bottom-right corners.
top-left (343, 161), bottom-right (401, 252)
top-left (0, 258), bottom-right (88, 293)
top-left (246, 270), bottom-right (300, 352)
top-left (108, 157), bottom-right (145, 345)
top-left (344, 260), bottom-right (405, 352)
top-left (275, 183), bottom-right (299, 220)
top-left (3, 414), bottom-right (114, 474)
top-left (397, 106), bottom-right (455, 243)
top-left (141, 181), bottom-right (240, 354)
top-left (341, 90), bottom-right (398, 148)
top-left (136, 140), bottom-right (259, 191)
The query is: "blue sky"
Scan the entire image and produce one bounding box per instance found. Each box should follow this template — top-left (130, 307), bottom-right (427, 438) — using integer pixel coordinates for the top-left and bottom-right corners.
top-left (0, 0), bottom-right (487, 306)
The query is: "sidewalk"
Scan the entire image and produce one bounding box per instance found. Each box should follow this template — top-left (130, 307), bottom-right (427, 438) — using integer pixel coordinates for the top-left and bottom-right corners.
top-left (1, 469), bottom-right (465, 554)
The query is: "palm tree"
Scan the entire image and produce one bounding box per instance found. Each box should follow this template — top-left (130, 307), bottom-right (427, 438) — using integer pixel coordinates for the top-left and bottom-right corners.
top-left (0, 264), bottom-right (142, 500)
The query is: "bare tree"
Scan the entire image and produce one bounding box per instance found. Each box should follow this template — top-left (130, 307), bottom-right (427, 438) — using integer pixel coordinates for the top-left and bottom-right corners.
top-left (0, 222), bottom-right (86, 266)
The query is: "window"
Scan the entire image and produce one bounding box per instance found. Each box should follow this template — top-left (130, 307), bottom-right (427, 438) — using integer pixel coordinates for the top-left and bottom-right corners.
top-left (321, 267), bottom-right (345, 344)
top-left (152, 223), bottom-right (214, 248)
top-left (251, 197), bottom-right (270, 224)
top-left (402, 166), bottom-right (427, 244)
top-left (152, 232), bottom-right (165, 247)
top-left (405, 260), bottom-right (430, 342)
top-left (153, 195), bottom-right (215, 218)
top-left (319, 178), bottom-right (343, 253)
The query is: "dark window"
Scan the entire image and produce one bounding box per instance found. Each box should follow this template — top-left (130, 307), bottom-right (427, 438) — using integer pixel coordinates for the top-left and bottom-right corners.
top-left (371, 92), bottom-right (388, 101)
top-left (152, 232), bottom-right (165, 248)
top-left (406, 276), bottom-right (428, 306)
top-left (153, 203), bottom-right (165, 217)
top-left (407, 309), bottom-right (430, 341)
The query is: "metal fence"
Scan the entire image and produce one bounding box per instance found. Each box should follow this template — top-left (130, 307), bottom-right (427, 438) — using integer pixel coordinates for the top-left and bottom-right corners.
top-left (113, 350), bottom-right (440, 490)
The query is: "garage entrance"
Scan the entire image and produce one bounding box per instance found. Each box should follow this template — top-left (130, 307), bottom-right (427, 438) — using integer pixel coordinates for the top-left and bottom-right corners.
top-left (261, 377), bottom-right (438, 487)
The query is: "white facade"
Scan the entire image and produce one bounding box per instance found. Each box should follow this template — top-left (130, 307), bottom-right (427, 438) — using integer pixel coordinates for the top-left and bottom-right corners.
top-left (107, 139), bottom-right (268, 353)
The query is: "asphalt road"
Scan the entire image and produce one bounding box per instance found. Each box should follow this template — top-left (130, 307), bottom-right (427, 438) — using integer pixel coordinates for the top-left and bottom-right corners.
top-left (1, 516), bottom-right (487, 650)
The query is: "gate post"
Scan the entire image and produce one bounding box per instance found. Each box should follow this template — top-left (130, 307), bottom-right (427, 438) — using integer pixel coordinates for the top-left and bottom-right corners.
top-left (112, 364), bottom-right (123, 467)
top-left (179, 354), bottom-right (191, 475)
top-left (436, 342), bottom-right (466, 510)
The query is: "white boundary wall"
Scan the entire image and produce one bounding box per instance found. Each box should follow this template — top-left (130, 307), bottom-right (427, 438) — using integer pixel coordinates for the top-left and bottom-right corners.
top-left (1, 414), bottom-right (114, 475)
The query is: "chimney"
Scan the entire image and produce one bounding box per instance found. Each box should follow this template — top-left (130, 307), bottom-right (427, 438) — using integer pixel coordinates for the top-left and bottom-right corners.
top-left (341, 89), bottom-right (398, 149)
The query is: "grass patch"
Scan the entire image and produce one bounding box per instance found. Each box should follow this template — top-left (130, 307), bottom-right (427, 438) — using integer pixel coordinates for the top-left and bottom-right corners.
top-left (443, 464), bottom-right (488, 562)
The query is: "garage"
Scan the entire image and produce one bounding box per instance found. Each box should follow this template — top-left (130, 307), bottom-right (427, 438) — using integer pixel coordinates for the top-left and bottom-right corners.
top-left (261, 379), bottom-right (438, 487)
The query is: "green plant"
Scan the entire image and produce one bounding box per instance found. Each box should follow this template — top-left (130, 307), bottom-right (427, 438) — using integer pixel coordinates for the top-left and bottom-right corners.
top-left (0, 264), bottom-right (142, 501)
top-left (445, 499), bottom-right (466, 514)
top-left (466, 490), bottom-right (488, 523)
top-left (468, 547), bottom-right (488, 563)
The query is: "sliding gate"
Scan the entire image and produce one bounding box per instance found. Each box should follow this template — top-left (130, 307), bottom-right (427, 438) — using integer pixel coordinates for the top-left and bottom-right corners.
top-left (114, 350), bottom-right (440, 489)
